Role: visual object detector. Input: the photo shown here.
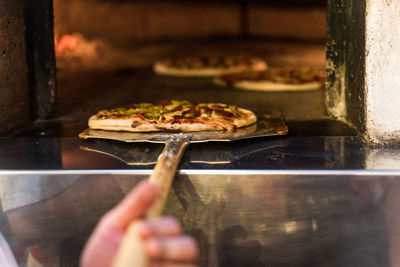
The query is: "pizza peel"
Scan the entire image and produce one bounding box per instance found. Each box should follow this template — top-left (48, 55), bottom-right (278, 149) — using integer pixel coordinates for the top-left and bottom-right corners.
top-left (79, 113), bottom-right (288, 267)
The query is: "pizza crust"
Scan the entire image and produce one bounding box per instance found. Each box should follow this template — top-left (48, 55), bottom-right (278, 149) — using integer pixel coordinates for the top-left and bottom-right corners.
top-left (89, 116), bottom-right (160, 132)
top-left (153, 58), bottom-right (267, 77)
top-left (214, 78), bottom-right (323, 91)
top-left (89, 117), bottom-right (226, 132)
top-left (236, 81), bottom-right (322, 91)
top-left (88, 115), bottom-right (242, 132)
top-left (234, 107), bottom-right (257, 128)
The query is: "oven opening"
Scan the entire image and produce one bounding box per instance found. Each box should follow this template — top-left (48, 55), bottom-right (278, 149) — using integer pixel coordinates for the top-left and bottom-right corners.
top-left (47, 0), bottom-right (350, 138)
top-left (2, 0), bottom-right (364, 138)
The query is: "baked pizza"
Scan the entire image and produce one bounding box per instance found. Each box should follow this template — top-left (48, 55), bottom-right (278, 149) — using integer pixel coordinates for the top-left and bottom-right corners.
top-left (88, 100), bottom-right (257, 132)
top-left (213, 66), bottom-right (325, 91)
top-left (153, 56), bottom-right (267, 77)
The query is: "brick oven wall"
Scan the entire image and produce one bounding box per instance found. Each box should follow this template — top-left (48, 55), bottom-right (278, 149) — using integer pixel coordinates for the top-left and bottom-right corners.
top-left (0, 0), bottom-right (31, 134)
top-left (54, 0), bottom-right (326, 46)
top-left (0, 0), bottom-right (56, 135)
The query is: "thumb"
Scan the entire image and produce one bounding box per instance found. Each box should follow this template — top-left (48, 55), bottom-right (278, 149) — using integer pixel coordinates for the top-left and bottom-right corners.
top-left (105, 180), bottom-right (160, 230)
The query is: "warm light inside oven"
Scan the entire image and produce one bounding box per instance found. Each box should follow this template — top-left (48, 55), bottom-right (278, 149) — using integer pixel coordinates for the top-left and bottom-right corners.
top-left (53, 0), bottom-right (326, 72)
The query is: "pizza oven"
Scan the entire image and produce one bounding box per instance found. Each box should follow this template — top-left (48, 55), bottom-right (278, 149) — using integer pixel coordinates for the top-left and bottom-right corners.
top-left (1, 0), bottom-right (331, 137)
top-left (2, 0), bottom-right (400, 143)
top-left (1, 1), bottom-right (400, 266)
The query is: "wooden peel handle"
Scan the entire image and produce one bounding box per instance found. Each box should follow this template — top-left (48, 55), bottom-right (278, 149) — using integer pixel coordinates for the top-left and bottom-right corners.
top-left (147, 137), bottom-right (190, 217)
top-left (113, 137), bottom-right (190, 267)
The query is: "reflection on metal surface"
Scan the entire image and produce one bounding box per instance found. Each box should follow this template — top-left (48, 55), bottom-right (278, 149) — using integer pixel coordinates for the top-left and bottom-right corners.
top-left (0, 175), bottom-right (79, 212)
top-left (0, 135), bottom-right (399, 266)
top-left (0, 136), bottom-right (377, 170)
top-left (166, 174), bottom-right (391, 266)
top-left (284, 221), bottom-right (299, 233)
top-left (79, 141), bottom-right (160, 166)
top-left (78, 137), bottom-right (287, 166)
top-left (190, 160), bottom-right (231, 165)
top-left (312, 219), bottom-right (317, 232)
top-left (0, 173), bottom-right (395, 266)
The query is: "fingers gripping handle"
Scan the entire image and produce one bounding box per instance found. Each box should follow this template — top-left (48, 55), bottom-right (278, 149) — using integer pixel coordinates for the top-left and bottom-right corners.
top-left (113, 137), bottom-right (190, 267)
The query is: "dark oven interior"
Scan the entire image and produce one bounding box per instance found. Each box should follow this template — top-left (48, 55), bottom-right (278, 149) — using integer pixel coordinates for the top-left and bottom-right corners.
top-left (1, 0), bottom-right (356, 137)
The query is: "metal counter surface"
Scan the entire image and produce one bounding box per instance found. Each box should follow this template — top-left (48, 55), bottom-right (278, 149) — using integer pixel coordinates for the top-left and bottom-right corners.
top-left (0, 136), bottom-right (400, 266)
top-left (1, 135), bottom-right (399, 171)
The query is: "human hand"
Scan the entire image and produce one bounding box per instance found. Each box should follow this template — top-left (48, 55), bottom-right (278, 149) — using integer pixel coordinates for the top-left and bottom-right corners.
top-left (81, 180), bottom-right (198, 267)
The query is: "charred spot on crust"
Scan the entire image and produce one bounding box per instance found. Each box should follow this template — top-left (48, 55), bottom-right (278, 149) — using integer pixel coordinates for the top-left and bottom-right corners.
top-left (131, 121), bottom-right (141, 128)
